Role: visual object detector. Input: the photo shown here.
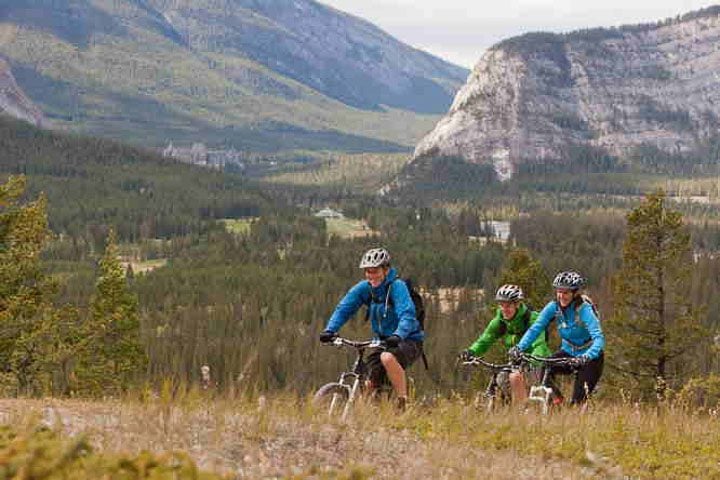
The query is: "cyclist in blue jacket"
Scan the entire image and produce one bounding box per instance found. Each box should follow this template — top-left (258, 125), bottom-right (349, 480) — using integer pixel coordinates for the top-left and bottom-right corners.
top-left (510, 271), bottom-right (605, 405)
top-left (319, 248), bottom-right (424, 408)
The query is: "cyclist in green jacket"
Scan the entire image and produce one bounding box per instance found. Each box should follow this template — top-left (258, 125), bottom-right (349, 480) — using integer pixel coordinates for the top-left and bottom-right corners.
top-left (459, 284), bottom-right (551, 404)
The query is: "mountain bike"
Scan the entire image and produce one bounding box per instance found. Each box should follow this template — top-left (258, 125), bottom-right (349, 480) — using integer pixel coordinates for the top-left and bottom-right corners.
top-left (521, 353), bottom-right (583, 415)
top-left (459, 356), bottom-right (518, 412)
top-left (313, 337), bottom-right (392, 420)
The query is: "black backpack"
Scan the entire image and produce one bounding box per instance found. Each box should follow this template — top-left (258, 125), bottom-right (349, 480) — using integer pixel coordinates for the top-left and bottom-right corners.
top-left (395, 278), bottom-right (425, 332)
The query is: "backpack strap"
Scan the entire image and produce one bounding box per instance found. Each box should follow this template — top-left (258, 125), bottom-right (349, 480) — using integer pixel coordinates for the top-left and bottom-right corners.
top-left (572, 297), bottom-right (591, 330)
top-left (522, 306), bottom-right (531, 331)
top-left (385, 278), bottom-right (404, 308)
top-left (363, 282), bottom-right (380, 321)
top-left (364, 280), bottom-right (394, 325)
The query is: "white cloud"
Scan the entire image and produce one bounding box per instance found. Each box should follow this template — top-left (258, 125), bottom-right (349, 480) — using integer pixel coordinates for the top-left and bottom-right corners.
top-left (321, 0), bottom-right (718, 67)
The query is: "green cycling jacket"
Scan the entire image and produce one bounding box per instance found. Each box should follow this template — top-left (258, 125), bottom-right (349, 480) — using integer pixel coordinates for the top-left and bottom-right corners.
top-left (467, 303), bottom-right (551, 358)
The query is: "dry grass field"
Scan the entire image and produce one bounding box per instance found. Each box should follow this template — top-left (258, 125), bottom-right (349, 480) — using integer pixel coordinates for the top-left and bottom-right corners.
top-left (2, 393), bottom-right (717, 479)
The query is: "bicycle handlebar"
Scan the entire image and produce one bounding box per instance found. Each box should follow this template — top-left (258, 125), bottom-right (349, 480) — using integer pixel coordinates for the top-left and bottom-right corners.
top-left (460, 356), bottom-right (515, 371)
top-left (322, 337), bottom-right (386, 349)
top-left (520, 353), bottom-right (580, 368)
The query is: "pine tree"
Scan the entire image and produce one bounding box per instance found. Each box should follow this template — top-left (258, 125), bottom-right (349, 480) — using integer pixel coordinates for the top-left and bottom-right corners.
top-left (0, 175), bottom-right (59, 394)
top-left (74, 229), bottom-right (146, 395)
top-left (497, 248), bottom-right (551, 309)
top-left (608, 191), bottom-right (707, 399)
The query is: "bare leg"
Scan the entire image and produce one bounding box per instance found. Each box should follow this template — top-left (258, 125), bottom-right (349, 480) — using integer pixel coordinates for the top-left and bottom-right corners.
top-left (380, 352), bottom-right (407, 398)
top-left (509, 371), bottom-right (528, 405)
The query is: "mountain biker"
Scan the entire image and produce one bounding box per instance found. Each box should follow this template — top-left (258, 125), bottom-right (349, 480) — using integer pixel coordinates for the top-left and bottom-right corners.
top-left (319, 248), bottom-right (424, 409)
top-left (510, 271), bottom-right (605, 405)
top-left (459, 284), bottom-right (551, 404)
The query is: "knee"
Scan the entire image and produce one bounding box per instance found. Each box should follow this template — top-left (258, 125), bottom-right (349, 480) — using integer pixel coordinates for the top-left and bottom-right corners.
top-left (509, 371), bottom-right (523, 385)
top-left (380, 352), bottom-right (398, 367)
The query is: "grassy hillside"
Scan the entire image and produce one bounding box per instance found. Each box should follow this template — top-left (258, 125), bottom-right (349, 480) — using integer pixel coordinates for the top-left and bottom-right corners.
top-left (0, 3), bottom-right (447, 151)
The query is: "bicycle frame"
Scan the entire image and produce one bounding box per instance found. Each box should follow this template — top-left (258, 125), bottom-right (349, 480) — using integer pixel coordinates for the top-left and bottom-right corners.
top-left (461, 357), bottom-right (517, 410)
top-left (319, 337), bottom-right (384, 420)
top-left (522, 353), bottom-right (579, 415)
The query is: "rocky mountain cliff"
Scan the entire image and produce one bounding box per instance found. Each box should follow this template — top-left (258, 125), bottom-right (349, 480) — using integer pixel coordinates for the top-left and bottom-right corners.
top-left (413, 7), bottom-right (720, 180)
top-left (0, 59), bottom-right (43, 127)
top-left (0, 0), bottom-right (466, 151)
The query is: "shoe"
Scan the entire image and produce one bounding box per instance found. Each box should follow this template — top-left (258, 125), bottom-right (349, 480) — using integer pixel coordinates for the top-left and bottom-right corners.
top-left (396, 396), bottom-right (407, 411)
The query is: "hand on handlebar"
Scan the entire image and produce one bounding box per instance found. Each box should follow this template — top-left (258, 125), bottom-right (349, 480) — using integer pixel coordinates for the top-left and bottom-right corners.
top-left (508, 346), bottom-right (523, 362)
top-left (319, 330), bottom-right (337, 343)
top-left (458, 350), bottom-right (475, 362)
top-left (385, 334), bottom-right (401, 348)
top-left (569, 355), bottom-right (590, 368)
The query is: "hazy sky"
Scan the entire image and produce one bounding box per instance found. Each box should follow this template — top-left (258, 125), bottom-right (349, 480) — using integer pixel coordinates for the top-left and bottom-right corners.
top-left (321, 1), bottom-right (718, 68)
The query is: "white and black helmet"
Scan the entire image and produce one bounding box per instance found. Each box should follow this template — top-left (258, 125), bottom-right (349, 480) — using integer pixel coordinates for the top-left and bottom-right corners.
top-left (495, 284), bottom-right (524, 302)
top-left (552, 271), bottom-right (586, 290)
top-left (359, 248), bottom-right (391, 268)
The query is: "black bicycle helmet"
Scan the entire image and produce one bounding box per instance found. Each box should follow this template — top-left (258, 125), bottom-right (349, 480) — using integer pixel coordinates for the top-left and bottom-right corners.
top-left (552, 271), bottom-right (586, 290)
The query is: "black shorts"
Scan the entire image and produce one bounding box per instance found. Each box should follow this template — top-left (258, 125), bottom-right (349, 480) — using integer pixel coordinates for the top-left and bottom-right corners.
top-left (366, 339), bottom-right (423, 387)
top-left (543, 350), bottom-right (604, 404)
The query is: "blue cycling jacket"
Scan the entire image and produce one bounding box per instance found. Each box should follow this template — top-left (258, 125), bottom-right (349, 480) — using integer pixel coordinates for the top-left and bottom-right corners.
top-left (517, 299), bottom-right (604, 359)
top-left (325, 267), bottom-right (424, 341)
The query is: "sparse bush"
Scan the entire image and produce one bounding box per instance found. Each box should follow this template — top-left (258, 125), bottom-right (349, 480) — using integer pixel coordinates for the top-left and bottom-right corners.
top-left (676, 374), bottom-right (720, 410)
top-left (0, 425), bottom-right (225, 479)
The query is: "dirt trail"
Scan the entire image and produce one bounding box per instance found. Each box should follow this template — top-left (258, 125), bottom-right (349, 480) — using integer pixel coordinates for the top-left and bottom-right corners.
top-left (0, 399), bottom-right (608, 479)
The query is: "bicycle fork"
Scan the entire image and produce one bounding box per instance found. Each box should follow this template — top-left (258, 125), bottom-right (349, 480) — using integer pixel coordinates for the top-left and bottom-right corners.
top-left (528, 385), bottom-right (554, 415)
top-left (528, 369), bottom-right (560, 415)
top-left (343, 376), bottom-right (362, 420)
top-left (334, 372), bottom-right (361, 421)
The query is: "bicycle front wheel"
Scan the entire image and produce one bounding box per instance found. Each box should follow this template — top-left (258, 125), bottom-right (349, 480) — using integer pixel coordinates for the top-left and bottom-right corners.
top-left (474, 391), bottom-right (503, 413)
top-left (313, 382), bottom-right (350, 417)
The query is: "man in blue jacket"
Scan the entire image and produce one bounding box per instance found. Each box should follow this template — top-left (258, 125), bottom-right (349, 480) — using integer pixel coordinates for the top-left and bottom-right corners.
top-left (320, 248), bottom-right (424, 408)
top-left (510, 271), bottom-right (605, 405)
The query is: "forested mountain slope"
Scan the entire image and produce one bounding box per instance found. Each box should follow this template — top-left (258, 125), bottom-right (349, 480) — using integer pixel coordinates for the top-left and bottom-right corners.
top-left (0, 0), bottom-right (467, 151)
top-left (0, 115), bottom-right (271, 239)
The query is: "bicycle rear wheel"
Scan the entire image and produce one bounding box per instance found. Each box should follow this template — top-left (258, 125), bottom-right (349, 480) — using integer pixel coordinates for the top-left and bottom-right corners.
top-left (313, 382), bottom-right (350, 417)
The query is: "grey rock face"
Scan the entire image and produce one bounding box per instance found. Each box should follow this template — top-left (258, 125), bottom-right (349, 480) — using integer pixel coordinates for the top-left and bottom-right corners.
top-left (0, 59), bottom-right (43, 127)
top-left (415, 8), bottom-right (720, 178)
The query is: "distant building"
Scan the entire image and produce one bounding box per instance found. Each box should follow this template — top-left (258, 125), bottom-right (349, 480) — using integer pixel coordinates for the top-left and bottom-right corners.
top-left (162, 142), bottom-right (175, 158)
top-left (189, 142), bottom-right (208, 165)
top-left (469, 220), bottom-right (512, 246)
top-left (314, 208), bottom-right (344, 219)
top-left (485, 220), bottom-right (511, 242)
top-left (162, 142), bottom-right (252, 170)
top-left (161, 141), bottom-right (209, 166)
